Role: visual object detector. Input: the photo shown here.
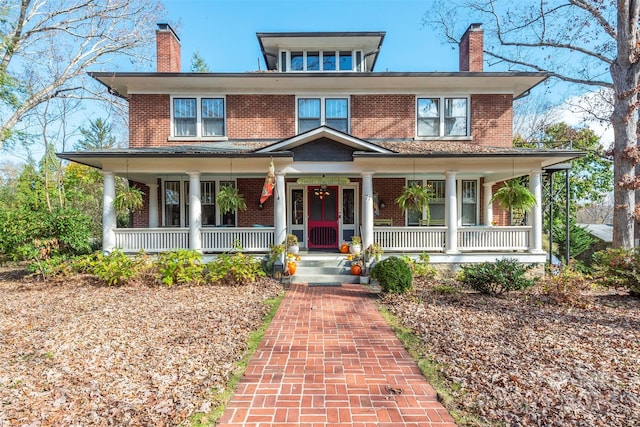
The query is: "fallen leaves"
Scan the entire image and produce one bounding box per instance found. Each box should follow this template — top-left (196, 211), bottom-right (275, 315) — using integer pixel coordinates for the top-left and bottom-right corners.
top-left (0, 270), bottom-right (282, 426)
top-left (380, 279), bottom-right (640, 426)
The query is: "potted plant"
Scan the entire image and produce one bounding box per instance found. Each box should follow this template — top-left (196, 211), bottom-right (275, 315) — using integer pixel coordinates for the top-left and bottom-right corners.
top-left (490, 179), bottom-right (536, 226)
top-left (366, 243), bottom-right (384, 262)
top-left (216, 185), bottom-right (247, 216)
top-left (349, 236), bottom-right (362, 255)
top-left (395, 182), bottom-right (434, 224)
top-left (286, 234), bottom-right (299, 255)
top-left (114, 185), bottom-right (144, 215)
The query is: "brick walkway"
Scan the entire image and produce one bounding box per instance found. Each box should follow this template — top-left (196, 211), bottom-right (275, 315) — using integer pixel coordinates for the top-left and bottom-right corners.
top-left (217, 284), bottom-right (457, 427)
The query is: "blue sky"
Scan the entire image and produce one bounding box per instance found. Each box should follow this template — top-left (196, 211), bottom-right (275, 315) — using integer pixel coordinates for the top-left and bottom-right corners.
top-left (161, 0), bottom-right (460, 73)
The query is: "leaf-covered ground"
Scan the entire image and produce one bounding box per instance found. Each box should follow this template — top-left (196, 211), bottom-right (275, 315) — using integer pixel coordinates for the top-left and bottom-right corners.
top-left (380, 279), bottom-right (640, 426)
top-left (0, 268), bottom-right (282, 426)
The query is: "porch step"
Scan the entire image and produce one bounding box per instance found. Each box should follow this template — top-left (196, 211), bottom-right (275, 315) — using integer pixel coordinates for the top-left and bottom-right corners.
top-left (290, 253), bottom-right (360, 285)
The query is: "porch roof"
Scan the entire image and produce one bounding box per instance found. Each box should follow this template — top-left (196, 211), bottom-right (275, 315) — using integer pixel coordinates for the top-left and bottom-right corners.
top-left (57, 139), bottom-right (583, 186)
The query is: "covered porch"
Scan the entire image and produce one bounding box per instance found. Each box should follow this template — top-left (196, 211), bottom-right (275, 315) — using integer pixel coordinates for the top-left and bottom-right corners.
top-left (59, 127), bottom-right (582, 264)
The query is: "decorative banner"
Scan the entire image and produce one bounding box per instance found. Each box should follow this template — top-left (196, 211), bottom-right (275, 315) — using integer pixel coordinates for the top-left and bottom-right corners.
top-left (260, 160), bottom-right (275, 204)
top-left (296, 176), bottom-right (351, 185)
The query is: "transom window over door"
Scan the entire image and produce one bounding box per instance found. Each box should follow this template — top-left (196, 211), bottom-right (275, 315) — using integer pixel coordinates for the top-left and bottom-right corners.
top-left (297, 97), bottom-right (349, 133)
top-left (417, 97), bottom-right (468, 137)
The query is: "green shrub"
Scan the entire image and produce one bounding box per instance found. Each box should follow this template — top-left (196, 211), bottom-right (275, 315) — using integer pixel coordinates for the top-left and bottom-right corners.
top-left (156, 249), bottom-right (205, 286)
top-left (371, 256), bottom-right (413, 293)
top-left (206, 251), bottom-right (265, 286)
top-left (401, 253), bottom-right (437, 279)
top-left (593, 248), bottom-right (640, 295)
top-left (27, 254), bottom-right (74, 280)
top-left (89, 250), bottom-right (137, 286)
top-left (459, 258), bottom-right (536, 295)
top-left (0, 206), bottom-right (92, 263)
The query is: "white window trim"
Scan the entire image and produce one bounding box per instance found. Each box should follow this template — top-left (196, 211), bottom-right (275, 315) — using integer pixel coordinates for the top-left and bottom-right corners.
top-left (415, 95), bottom-right (471, 140)
top-left (460, 179), bottom-right (479, 226)
top-left (295, 95), bottom-right (350, 133)
top-left (279, 50), bottom-right (364, 72)
top-left (169, 95), bottom-right (228, 141)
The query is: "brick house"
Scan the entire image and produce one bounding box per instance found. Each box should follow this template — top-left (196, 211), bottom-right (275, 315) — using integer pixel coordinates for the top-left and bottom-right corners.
top-left (59, 23), bottom-right (582, 264)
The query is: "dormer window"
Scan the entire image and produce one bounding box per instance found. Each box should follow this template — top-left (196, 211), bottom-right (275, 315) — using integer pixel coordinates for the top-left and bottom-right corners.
top-left (279, 50), bottom-right (364, 72)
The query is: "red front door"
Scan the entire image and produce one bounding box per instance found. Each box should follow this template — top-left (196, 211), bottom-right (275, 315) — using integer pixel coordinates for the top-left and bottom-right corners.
top-left (307, 186), bottom-right (339, 249)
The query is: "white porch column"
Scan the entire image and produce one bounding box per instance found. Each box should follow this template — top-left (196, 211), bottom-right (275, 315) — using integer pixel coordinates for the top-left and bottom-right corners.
top-left (102, 171), bottom-right (116, 254)
top-left (187, 172), bottom-right (202, 252)
top-left (529, 170), bottom-right (544, 253)
top-left (274, 171), bottom-right (287, 250)
top-left (361, 172), bottom-right (374, 251)
top-left (445, 171), bottom-right (458, 253)
top-left (483, 182), bottom-right (493, 226)
top-left (148, 183), bottom-right (159, 228)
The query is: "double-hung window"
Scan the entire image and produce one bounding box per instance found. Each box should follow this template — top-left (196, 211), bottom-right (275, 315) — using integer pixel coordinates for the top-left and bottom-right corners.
top-left (404, 179), bottom-right (477, 226)
top-left (163, 179), bottom-right (238, 227)
top-left (417, 97), bottom-right (468, 137)
top-left (297, 97), bottom-right (348, 133)
top-left (172, 96), bottom-right (225, 138)
top-left (173, 98), bottom-right (197, 137)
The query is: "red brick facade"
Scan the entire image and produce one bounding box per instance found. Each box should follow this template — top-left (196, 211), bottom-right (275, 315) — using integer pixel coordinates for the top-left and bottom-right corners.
top-left (227, 95), bottom-right (295, 139)
top-left (351, 95), bottom-right (415, 139)
top-left (129, 94), bottom-right (170, 148)
top-left (471, 94), bottom-right (512, 147)
top-left (237, 178), bottom-right (274, 227)
top-left (373, 178), bottom-right (406, 226)
top-left (127, 93), bottom-right (512, 148)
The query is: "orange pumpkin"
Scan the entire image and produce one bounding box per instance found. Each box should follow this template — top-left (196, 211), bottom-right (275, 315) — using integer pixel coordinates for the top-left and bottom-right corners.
top-left (350, 264), bottom-right (362, 276)
top-left (340, 243), bottom-right (350, 253)
top-left (287, 262), bottom-right (297, 275)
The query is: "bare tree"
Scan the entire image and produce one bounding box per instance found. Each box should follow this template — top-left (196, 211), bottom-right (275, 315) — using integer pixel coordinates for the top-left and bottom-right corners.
top-left (0, 0), bottom-right (164, 147)
top-left (577, 194), bottom-right (615, 224)
top-left (426, 0), bottom-right (639, 249)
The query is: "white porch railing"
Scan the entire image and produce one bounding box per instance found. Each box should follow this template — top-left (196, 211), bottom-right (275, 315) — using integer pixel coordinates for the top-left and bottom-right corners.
top-left (374, 227), bottom-right (446, 252)
top-left (114, 227), bottom-right (274, 253)
top-left (115, 228), bottom-right (189, 252)
top-left (201, 227), bottom-right (274, 252)
top-left (374, 226), bottom-right (532, 252)
top-left (115, 226), bottom-right (530, 253)
top-left (457, 226), bottom-right (530, 251)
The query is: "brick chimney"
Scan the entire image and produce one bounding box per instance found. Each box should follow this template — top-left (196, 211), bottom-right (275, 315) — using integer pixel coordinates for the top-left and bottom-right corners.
top-left (156, 23), bottom-right (181, 72)
top-left (459, 23), bottom-right (483, 72)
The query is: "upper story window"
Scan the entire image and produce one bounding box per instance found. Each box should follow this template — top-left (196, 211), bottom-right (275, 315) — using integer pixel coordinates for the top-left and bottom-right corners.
top-left (298, 97), bottom-right (349, 133)
top-left (280, 50), bottom-right (364, 72)
top-left (416, 97), bottom-right (468, 137)
top-left (172, 97), bottom-right (225, 138)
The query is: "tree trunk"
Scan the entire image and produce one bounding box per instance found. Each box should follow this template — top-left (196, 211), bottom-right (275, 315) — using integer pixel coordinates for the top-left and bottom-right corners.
top-left (609, 0), bottom-right (640, 249)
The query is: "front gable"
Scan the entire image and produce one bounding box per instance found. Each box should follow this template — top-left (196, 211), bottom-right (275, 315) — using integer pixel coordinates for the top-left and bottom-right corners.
top-left (291, 137), bottom-right (356, 161)
top-left (255, 126), bottom-right (393, 162)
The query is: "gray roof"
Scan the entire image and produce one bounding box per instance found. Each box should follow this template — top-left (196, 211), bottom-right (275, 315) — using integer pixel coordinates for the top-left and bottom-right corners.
top-left (578, 223), bottom-right (613, 243)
